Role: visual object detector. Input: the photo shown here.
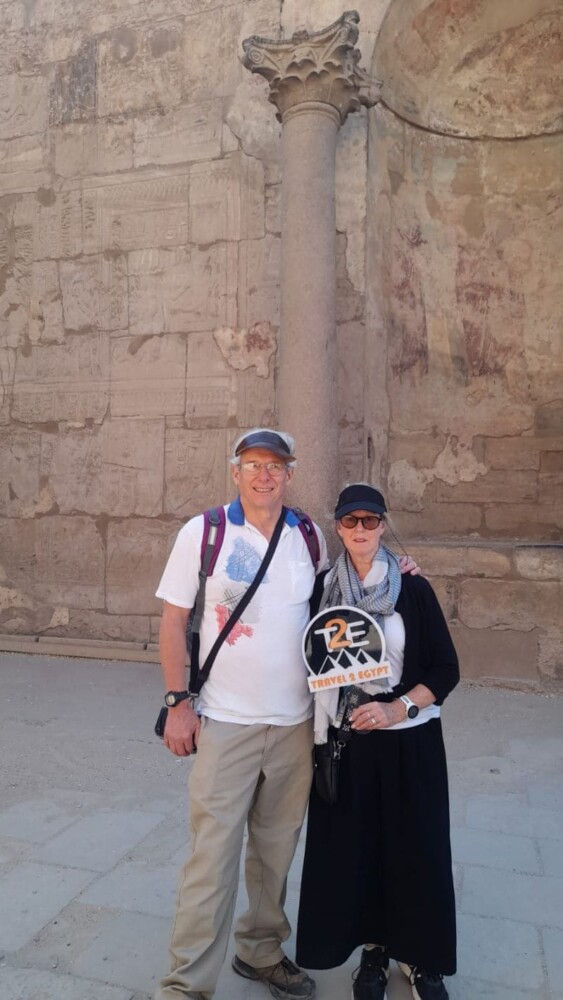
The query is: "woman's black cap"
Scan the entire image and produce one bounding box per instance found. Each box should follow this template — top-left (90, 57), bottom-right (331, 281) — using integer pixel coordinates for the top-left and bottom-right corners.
top-left (334, 484), bottom-right (387, 519)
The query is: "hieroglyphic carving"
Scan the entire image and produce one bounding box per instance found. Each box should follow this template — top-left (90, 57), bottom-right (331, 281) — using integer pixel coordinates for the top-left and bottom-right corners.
top-left (0, 73), bottom-right (48, 140)
top-left (110, 334), bottom-right (186, 417)
top-left (40, 418), bottom-right (165, 516)
top-left (189, 152), bottom-right (264, 243)
top-left (0, 348), bottom-right (15, 424)
top-left (164, 428), bottom-right (231, 517)
top-left (14, 188), bottom-right (82, 260)
top-left (82, 171), bottom-right (190, 253)
top-left (242, 10), bottom-right (379, 123)
top-left (97, 24), bottom-right (183, 117)
top-left (134, 100), bottom-right (222, 167)
top-left (106, 519), bottom-right (179, 615)
top-left (0, 134), bottom-right (49, 195)
top-left (53, 119), bottom-right (134, 179)
top-left (185, 330), bottom-right (275, 428)
top-left (0, 427), bottom-right (41, 517)
top-left (12, 333), bottom-right (110, 423)
top-left (129, 243), bottom-right (237, 334)
top-left (59, 255), bottom-right (128, 332)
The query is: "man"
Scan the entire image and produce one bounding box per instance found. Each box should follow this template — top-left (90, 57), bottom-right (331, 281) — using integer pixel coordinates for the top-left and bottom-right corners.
top-left (155, 428), bottom-right (328, 1000)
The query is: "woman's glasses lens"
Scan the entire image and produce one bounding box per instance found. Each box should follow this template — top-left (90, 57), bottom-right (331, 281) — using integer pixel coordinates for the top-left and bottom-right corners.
top-left (340, 514), bottom-right (382, 530)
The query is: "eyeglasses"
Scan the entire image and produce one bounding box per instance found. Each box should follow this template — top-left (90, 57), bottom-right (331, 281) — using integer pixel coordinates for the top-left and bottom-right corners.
top-left (339, 514), bottom-right (382, 530)
top-left (239, 461), bottom-right (288, 476)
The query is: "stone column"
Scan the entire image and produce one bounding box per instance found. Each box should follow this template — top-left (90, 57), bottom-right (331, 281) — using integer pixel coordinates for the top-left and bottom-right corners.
top-left (243, 11), bottom-right (377, 526)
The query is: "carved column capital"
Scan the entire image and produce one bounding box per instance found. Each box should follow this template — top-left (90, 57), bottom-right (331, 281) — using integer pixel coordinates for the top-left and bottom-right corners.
top-left (242, 9), bottom-right (379, 124)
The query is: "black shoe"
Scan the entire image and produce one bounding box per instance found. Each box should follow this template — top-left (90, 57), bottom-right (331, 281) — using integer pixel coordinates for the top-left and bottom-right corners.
top-left (232, 954), bottom-right (315, 1000)
top-left (352, 947), bottom-right (390, 1000)
top-left (398, 963), bottom-right (449, 1000)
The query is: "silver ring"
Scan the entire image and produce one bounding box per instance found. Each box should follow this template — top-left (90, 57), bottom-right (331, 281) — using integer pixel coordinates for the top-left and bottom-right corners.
top-left (370, 716), bottom-right (375, 724)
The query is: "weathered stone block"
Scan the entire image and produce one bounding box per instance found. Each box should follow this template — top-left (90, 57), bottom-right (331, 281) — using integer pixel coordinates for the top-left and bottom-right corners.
top-left (185, 330), bottom-right (274, 429)
top-left (424, 577), bottom-right (459, 623)
top-left (537, 630), bottom-right (563, 681)
top-left (460, 580), bottom-right (562, 631)
top-left (389, 432), bottom-right (448, 469)
top-left (49, 38), bottom-right (97, 126)
top-left (0, 427), bottom-right (43, 517)
top-left (134, 100), bottom-right (222, 167)
top-left (539, 472), bottom-right (563, 505)
top-left (110, 334), bottom-right (186, 418)
top-left (60, 254), bottom-right (128, 332)
top-left (0, 348), bottom-right (14, 424)
top-left (164, 428), bottom-right (231, 517)
top-left (338, 321), bottom-right (365, 428)
top-left (97, 24), bottom-right (183, 117)
top-left (541, 448), bottom-right (563, 472)
top-left (28, 262), bottom-right (64, 344)
top-left (12, 333), bottom-right (110, 424)
top-left (106, 519), bottom-right (180, 615)
top-left (214, 323), bottom-right (277, 380)
top-left (0, 73), bottom-right (48, 140)
top-left (392, 503), bottom-right (482, 539)
top-left (408, 544), bottom-right (511, 579)
top-left (536, 400), bottom-right (563, 436)
top-left (0, 515), bottom-right (105, 609)
top-left (53, 119), bottom-right (134, 179)
top-left (0, 134), bottom-right (49, 195)
top-left (48, 609), bottom-right (150, 643)
top-left (40, 418), bottom-right (165, 516)
top-left (436, 470), bottom-right (537, 505)
top-left (483, 436), bottom-right (541, 471)
top-left (485, 503), bottom-right (563, 540)
top-left (449, 623), bottom-right (539, 682)
top-left (237, 235), bottom-right (280, 328)
top-left (265, 183), bottom-right (281, 235)
top-left (129, 244), bottom-right (237, 335)
top-left (189, 153), bottom-right (264, 244)
top-left (514, 545), bottom-right (563, 581)
top-left (82, 170), bottom-right (190, 254)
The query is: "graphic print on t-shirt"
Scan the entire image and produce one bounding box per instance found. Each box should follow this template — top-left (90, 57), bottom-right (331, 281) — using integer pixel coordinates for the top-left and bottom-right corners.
top-left (214, 538), bottom-right (267, 645)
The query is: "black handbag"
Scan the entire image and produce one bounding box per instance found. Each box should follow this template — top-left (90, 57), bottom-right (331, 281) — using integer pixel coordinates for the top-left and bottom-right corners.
top-left (313, 687), bottom-right (369, 804)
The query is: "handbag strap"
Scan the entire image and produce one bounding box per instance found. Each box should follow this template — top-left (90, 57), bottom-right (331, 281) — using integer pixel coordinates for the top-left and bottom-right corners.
top-left (190, 506), bottom-right (287, 695)
top-left (334, 686), bottom-right (365, 754)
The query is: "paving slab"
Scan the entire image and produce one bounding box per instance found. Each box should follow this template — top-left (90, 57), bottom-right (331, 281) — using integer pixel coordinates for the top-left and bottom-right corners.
top-left (456, 913), bottom-right (544, 990)
top-left (0, 862), bottom-right (95, 951)
top-left (465, 794), bottom-right (563, 841)
top-left (71, 912), bottom-right (172, 993)
top-left (451, 825), bottom-right (541, 874)
top-left (543, 926), bottom-right (563, 995)
top-left (538, 839), bottom-right (563, 878)
top-left (32, 810), bottom-right (167, 872)
top-left (461, 866), bottom-right (563, 928)
top-left (0, 965), bottom-right (135, 999)
top-left (81, 860), bottom-right (180, 918)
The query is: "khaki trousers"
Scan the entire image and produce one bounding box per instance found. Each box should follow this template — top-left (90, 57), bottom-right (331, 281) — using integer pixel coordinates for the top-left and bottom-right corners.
top-left (156, 716), bottom-right (314, 999)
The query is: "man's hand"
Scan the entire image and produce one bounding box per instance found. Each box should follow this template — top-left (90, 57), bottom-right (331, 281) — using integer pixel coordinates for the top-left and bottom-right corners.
top-left (163, 700), bottom-right (201, 757)
top-left (399, 554), bottom-right (421, 576)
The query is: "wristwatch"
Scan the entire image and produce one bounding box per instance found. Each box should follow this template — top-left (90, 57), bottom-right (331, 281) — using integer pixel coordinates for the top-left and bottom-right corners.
top-left (164, 690), bottom-right (190, 707)
top-left (399, 695), bottom-right (419, 720)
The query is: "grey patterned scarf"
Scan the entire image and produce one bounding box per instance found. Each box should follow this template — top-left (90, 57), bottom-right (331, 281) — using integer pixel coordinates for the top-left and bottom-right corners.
top-left (321, 543), bottom-right (402, 624)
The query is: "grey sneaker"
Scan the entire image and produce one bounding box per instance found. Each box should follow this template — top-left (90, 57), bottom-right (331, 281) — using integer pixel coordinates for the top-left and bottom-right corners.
top-left (398, 963), bottom-right (449, 1000)
top-left (232, 955), bottom-right (315, 1000)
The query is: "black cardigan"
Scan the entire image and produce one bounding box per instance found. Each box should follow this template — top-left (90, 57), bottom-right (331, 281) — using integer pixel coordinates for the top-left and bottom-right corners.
top-left (311, 571), bottom-right (459, 706)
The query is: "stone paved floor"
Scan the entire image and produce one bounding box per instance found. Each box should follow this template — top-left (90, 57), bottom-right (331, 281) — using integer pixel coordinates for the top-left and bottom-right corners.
top-left (0, 652), bottom-right (562, 1000)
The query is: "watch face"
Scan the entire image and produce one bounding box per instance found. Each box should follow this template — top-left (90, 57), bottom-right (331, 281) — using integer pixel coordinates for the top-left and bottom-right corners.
top-left (165, 693), bottom-right (176, 706)
top-left (407, 704), bottom-right (419, 719)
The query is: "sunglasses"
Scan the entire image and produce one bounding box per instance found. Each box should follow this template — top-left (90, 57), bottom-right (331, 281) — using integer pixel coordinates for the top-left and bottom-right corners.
top-left (339, 514), bottom-right (383, 530)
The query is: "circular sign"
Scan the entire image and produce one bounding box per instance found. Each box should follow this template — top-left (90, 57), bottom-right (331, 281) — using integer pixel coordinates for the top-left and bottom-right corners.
top-left (302, 605), bottom-right (391, 693)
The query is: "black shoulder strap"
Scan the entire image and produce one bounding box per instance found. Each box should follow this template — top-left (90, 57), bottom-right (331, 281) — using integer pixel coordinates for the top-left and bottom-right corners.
top-left (188, 508), bottom-right (222, 696)
top-left (190, 507), bottom-right (287, 696)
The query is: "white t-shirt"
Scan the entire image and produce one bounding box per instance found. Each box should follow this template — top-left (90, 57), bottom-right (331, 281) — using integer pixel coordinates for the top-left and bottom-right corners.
top-left (362, 560), bottom-right (440, 730)
top-left (156, 499), bottom-right (329, 726)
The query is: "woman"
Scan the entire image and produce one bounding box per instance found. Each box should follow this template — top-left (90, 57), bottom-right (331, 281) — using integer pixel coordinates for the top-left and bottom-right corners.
top-left (296, 484), bottom-right (459, 1000)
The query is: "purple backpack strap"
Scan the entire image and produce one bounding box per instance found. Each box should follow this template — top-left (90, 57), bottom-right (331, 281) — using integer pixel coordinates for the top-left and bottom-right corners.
top-left (291, 507), bottom-right (320, 569)
top-left (199, 506), bottom-right (226, 576)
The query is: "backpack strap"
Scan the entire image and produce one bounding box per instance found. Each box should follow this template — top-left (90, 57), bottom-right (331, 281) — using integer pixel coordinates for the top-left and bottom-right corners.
top-left (291, 507), bottom-right (320, 569)
top-left (189, 507), bottom-right (225, 695)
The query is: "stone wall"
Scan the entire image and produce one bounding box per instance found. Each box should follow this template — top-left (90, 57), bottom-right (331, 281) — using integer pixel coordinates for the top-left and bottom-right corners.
top-left (0, 0), bottom-right (561, 687)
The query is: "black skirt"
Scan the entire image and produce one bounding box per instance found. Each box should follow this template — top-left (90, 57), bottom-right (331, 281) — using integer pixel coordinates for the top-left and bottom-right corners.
top-left (296, 718), bottom-right (456, 976)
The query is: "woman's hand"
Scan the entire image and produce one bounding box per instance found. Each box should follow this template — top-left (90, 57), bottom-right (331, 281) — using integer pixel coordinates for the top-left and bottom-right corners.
top-left (399, 554), bottom-right (421, 575)
top-left (350, 699), bottom-right (405, 731)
